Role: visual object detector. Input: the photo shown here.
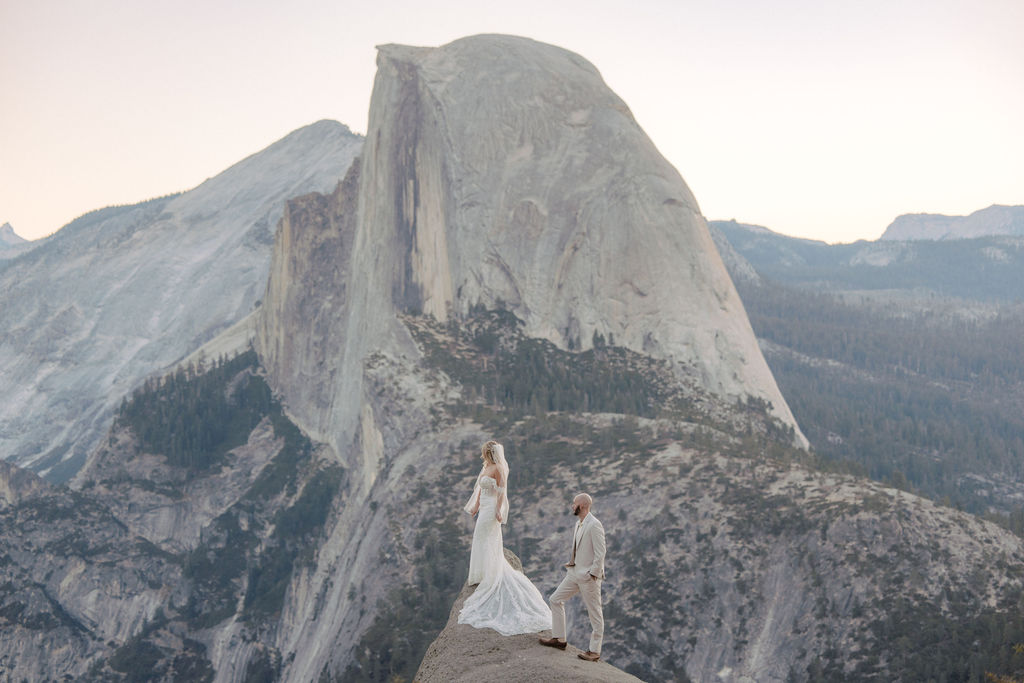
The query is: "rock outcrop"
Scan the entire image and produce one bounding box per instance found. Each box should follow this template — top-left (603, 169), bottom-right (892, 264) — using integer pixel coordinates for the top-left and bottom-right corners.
top-left (0, 222), bottom-right (25, 246)
top-left (415, 550), bottom-right (642, 683)
top-left (881, 204), bottom-right (1024, 241)
top-left (0, 120), bottom-right (362, 480)
top-left (255, 158), bottom-right (363, 451)
top-left (0, 222), bottom-right (37, 260)
top-left (72, 413), bottom-right (285, 554)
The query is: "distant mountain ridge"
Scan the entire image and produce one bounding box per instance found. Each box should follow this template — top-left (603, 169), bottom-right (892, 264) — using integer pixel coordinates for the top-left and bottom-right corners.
top-left (710, 219), bottom-right (1024, 302)
top-left (711, 216), bottom-right (1024, 519)
top-left (0, 120), bottom-right (362, 480)
top-left (881, 204), bottom-right (1024, 241)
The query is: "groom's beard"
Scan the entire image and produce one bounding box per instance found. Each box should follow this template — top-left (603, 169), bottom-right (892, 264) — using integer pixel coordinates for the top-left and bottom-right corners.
top-left (572, 505), bottom-right (581, 516)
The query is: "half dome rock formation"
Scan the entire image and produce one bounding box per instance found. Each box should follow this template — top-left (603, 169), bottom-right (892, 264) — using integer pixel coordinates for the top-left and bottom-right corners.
top-left (256, 34), bottom-right (804, 458)
top-left (416, 550), bottom-right (643, 683)
top-left (248, 36), bottom-right (817, 682)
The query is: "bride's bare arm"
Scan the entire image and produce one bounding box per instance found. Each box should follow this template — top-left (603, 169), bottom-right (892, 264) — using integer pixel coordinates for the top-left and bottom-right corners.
top-left (464, 476), bottom-right (481, 515)
top-left (495, 467), bottom-right (506, 522)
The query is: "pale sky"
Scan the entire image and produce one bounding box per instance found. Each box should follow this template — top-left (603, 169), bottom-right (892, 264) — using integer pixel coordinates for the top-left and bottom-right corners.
top-left (2, 0), bottom-right (1022, 244)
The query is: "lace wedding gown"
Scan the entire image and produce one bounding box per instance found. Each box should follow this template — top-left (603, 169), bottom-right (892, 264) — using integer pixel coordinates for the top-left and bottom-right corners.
top-left (458, 475), bottom-right (552, 635)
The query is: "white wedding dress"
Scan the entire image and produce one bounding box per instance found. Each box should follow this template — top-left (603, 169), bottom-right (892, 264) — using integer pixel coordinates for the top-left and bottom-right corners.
top-left (458, 475), bottom-right (552, 635)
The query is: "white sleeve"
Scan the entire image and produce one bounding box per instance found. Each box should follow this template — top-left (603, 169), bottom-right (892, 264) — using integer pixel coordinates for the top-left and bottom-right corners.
top-left (589, 522), bottom-right (606, 575)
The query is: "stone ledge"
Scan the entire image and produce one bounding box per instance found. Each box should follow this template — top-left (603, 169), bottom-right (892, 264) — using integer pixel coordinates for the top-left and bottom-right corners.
top-left (414, 549), bottom-right (643, 683)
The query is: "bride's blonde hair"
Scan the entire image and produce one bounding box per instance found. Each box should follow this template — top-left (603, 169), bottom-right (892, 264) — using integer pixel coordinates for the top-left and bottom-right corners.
top-left (481, 440), bottom-right (499, 464)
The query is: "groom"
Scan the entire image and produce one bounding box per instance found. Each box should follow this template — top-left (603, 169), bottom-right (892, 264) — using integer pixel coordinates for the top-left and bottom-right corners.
top-left (539, 492), bottom-right (606, 662)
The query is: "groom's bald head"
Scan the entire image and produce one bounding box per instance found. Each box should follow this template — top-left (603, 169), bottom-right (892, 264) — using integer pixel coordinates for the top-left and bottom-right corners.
top-left (573, 493), bottom-right (593, 515)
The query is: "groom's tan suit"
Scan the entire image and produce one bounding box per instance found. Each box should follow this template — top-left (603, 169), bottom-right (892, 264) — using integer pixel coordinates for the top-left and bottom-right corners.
top-left (550, 512), bottom-right (606, 654)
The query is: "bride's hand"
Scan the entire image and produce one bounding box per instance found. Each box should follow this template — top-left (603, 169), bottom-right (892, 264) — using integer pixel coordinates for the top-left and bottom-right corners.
top-left (495, 511), bottom-right (503, 523)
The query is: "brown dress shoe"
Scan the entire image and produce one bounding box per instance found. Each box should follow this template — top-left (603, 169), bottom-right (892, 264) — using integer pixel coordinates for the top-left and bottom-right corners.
top-left (538, 636), bottom-right (567, 650)
top-left (577, 651), bottom-right (601, 661)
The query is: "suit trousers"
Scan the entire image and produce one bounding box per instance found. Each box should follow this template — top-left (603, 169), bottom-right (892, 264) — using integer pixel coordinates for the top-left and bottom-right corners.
top-left (549, 569), bottom-right (603, 654)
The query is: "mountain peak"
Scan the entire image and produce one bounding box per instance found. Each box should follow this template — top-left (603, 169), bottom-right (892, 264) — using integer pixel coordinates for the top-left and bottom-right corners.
top-left (0, 459), bottom-right (50, 507)
top-left (0, 121), bottom-right (362, 476)
top-left (0, 222), bottom-right (26, 247)
top-left (311, 33), bottom-right (804, 440)
top-left (881, 204), bottom-right (1024, 241)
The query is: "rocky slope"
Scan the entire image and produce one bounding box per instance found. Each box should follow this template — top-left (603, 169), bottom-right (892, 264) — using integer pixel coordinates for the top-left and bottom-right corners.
top-left (330, 312), bottom-right (1024, 682)
top-left (7, 310), bottom-right (1022, 682)
top-left (882, 204), bottom-right (1024, 241)
top-left (712, 217), bottom-right (1024, 515)
top-left (0, 350), bottom-right (346, 682)
top-left (0, 459), bottom-right (184, 682)
top-left (0, 120), bottom-right (362, 480)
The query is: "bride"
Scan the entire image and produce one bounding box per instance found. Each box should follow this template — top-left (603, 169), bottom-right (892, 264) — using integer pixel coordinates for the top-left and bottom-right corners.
top-left (458, 440), bottom-right (551, 635)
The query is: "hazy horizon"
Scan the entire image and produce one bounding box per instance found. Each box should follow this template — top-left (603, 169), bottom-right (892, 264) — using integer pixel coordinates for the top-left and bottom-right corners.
top-left (2, 0), bottom-right (1022, 244)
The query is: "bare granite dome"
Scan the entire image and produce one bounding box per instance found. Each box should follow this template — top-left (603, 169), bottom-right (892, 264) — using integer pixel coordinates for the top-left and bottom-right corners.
top-left (372, 35), bottom-right (796, 422)
top-left (257, 34), bottom-right (804, 453)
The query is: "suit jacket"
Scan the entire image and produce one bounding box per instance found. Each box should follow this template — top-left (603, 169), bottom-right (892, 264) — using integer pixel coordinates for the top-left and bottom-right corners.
top-left (571, 513), bottom-right (606, 580)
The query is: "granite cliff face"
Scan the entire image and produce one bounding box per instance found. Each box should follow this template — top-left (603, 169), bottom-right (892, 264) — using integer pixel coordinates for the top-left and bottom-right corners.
top-left (0, 352), bottom-right (347, 682)
top-left (0, 121), bottom-right (362, 480)
top-left (255, 158), bottom-right (363, 453)
top-left (71, 413), bottom-right (286, 555)
top-left (881, 204), bottom-right (1024, 241)
top-left (255, 34), bottom-right (803, 457)
top-left (0, 460), bottom-right (183, 682)
top-left (315, 314), bottom-right (1024, 681)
